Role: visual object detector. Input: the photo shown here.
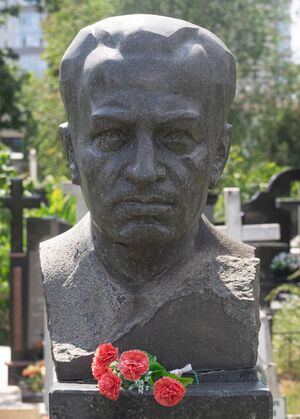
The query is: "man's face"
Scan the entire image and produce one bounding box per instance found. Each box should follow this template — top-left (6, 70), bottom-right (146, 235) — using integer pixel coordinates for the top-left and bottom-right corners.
top-left (71, 55), bottom-right (219, 246)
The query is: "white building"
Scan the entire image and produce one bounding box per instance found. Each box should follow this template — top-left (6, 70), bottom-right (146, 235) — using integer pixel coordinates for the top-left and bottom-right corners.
top-left (0, 0), bottom-right (47, 77)
top-left (291, 0), bottom-right (300, 63)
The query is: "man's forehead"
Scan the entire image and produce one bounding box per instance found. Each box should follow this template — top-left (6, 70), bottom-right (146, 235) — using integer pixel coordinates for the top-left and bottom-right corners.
top-left (89, 90), bottom-right (202, 122)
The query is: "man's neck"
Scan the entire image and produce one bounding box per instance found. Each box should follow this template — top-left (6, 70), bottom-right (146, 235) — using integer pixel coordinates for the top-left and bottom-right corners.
top-left (91, 220), bottom-right (203, 284)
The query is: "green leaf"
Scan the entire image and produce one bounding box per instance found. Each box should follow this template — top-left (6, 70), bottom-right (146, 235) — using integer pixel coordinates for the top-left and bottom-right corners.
top-left (145, 352), bottom-right (157, 363)
top-left (161, 374), bottom-right (194, 387)
top-left (146, 352), bottom-right (167, 373)
top-left (176, 377), bottom-right (194, 387)
top-left (149, 361), bottom-right (166, 372)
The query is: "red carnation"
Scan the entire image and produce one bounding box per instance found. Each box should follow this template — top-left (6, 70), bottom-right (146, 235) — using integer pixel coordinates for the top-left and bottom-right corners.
top-left (98, 369), bottom-right (121, 401)
top-left (91, 343), bottom-right (118, 380)
top-left (153, 377), bottom-right (186, 407)
top-left (118, 350), bottom-right (149, 381)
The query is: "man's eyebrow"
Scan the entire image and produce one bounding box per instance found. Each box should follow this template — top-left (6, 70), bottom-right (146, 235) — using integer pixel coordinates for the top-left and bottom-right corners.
top-left (156, 110), bottom-right (200, 124)
top-left (91, 108), bottom-right (131, 124)
top-left (91, 109), bottom-right (200, 124)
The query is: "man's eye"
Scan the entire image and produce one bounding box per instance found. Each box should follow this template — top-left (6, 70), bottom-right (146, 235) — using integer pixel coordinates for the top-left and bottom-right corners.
top-left (157, 130), bottom-right (195, 154)
top-left (93, 129), bottom-right (133, 152)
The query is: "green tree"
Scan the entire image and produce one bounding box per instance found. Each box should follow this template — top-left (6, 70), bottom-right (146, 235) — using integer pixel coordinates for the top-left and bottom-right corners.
top-left (24, 0), bottom-right (115, 177)
top-left (27, 0), bottom-right (300, 178)
top-left (0, 48), bottom-right (29, 132)
top-left (0, 147), bottom-right (16, 344)
top-left (116, 0), bottom-right (300, 166)
top-left (0, 5), bottom-right (35, 142)
top-left (214, 144), bottom-right (289, 222)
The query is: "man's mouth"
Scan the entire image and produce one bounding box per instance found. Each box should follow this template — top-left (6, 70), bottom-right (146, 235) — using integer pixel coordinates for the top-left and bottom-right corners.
top-left (113, 196), bottom-right (175, 217)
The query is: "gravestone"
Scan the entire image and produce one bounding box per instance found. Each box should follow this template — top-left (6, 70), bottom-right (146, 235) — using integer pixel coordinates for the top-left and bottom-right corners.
top-left (216, 187), bottom-right (280, 241)
top-left (243, 168), bottom-right (300, 243)
top-left (26, 217), bottom-right (70, 355)
top-left (0, 179), bottom-right (43, 383)
top-left (290, 206), bottom-right (300, 259)
top-left (28, 149), bottom-right (38, 182)
top-left (277, 199), bottom-right (300, 240)
top-left (257, 311), bottom-right (286, 418)
top-left (41, 15), bottom-right (272, 418)
top-left (26, 217), bottom-right (69, 412)
top-left (242, 170), bottom-right (300, 302)
top-left (0, 178), bottom-right (70, 385)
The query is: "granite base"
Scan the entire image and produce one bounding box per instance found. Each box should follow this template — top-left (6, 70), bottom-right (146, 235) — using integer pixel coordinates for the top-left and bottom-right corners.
top-left (49, 381), bottom-right (272, 419)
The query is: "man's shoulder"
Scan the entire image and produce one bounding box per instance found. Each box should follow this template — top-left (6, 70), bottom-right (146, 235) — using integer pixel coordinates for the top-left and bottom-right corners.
top-left (202, 217), bottom-right (256, 259)
top-left (40, 213), bottom-right (92, 284)
top-left (198, 218), bottom-right (260, 299)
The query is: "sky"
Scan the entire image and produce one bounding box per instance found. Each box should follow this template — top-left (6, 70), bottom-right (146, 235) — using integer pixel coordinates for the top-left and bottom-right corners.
top-left (291, 0), bottom-right (300, 62)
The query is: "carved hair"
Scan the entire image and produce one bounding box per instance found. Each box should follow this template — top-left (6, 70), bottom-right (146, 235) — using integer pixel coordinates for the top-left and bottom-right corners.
top-left (60, 15), bottom-right (236, 124)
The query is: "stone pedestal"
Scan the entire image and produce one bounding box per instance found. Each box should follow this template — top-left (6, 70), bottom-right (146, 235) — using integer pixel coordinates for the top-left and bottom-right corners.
top-left (49, 381), bottom-right (272, 419)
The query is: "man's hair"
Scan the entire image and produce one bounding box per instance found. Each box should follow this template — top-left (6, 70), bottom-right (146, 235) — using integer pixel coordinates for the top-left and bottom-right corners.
top-left (60, 14), bottom-right (236, 123)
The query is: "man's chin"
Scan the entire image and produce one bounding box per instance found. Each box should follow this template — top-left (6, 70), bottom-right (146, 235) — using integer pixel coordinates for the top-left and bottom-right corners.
top-left (114, 221), bottom-right (176, 246)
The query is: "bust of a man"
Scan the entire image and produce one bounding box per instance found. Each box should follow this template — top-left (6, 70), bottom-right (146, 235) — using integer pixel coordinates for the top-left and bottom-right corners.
top-left (41, 14), bottom-right (260, 381)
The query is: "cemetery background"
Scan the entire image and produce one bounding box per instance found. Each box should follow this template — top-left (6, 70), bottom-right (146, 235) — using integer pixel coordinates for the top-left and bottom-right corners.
top-left (0, 0), bottom-right (300, 417)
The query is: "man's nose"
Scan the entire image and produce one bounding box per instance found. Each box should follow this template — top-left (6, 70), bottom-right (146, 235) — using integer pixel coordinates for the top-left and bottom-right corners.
top-left (124, 130), bottom-right (166, 185)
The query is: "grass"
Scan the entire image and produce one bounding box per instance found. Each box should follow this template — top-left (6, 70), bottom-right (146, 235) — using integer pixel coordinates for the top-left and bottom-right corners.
top-left (279, 378), bottom-right (300, 414)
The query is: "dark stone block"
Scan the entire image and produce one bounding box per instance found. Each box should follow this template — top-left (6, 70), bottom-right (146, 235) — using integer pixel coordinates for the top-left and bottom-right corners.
top-left (243, 168), bottom-right (300, 243)
top-left (49, 381), bottom-right (272, 419)
top-left (197, 367), bottom-right (258, 383)
top-left (252, 242), bottom-right (289, 303)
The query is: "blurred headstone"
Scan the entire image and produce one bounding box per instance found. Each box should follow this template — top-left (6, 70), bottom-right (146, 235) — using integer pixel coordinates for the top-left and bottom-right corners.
top-left (216, 187), bottom-right (280, 242)
top-left (0, 179), bottom-right (42, 383)
top-left (290, 206), bottom-right (300, 261)
top-left (28, 149), bottom-right (38, 182)
top-left (258, 311), bottom-right (286, 418)
top-left (27, 217), bottom-right (70, 355)
top-left (243, 168), bottom-right (300, 243)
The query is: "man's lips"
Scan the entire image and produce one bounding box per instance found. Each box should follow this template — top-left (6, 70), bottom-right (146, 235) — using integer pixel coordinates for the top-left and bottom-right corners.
top-left (113, 196), bottom-right (176, 217)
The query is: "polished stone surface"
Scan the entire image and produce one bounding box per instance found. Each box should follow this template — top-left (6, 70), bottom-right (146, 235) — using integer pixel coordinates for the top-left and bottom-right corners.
top-left (49, 381), bottom-right (272, 419)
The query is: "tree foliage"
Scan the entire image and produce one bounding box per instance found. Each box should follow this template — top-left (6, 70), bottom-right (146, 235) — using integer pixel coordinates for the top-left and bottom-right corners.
top-left (24, 0), bottom-right (115, 177)
top-left (0, 3), bottom-right (30, 132)
top-left (0, 147), bottom-right (16, 344)
top-left (25, 0), bottom-right (300, 179)
top-left (0, 48), bottom-right (29, 131)
top-left (214, 145), bottom-right (289, 222)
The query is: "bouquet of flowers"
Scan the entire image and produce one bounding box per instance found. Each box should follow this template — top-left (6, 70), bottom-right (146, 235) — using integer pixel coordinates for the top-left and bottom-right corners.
top-left (91, 343), bottom-right (194, 407)
top-left (21, 360), bottom-right (45, 393)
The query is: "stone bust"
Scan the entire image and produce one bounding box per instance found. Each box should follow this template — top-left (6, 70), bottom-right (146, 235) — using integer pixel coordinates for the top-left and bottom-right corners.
top-left (40, 14), bottom-right (260, 381)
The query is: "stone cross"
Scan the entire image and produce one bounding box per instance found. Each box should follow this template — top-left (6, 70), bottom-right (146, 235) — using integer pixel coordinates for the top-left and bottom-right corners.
top-left (0, 178), bottom-right (42, 252)
top-left (61, 182), bottom-right (88, 222)
top-left (216, 187), bottom-right (281, 242)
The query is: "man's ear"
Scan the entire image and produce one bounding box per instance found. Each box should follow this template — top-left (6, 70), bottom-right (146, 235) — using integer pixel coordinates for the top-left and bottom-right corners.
top-left (59, 122), bottom-right (81, 185)
top-left (209, 123), bottom-right (232, 189)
